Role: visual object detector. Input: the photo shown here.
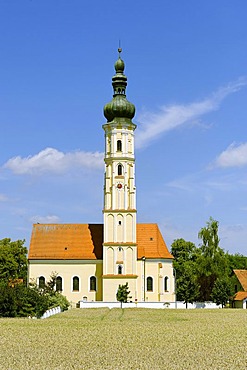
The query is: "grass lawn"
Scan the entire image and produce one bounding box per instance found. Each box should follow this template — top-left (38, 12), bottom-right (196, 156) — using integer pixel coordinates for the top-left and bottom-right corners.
top-left (0, 308), bottom-right (246, 369)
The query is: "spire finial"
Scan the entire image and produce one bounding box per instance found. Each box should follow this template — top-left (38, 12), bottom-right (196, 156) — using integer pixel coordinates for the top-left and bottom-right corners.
top-left (118, 40), bottom-right (122, 58)
top-left (103, 48), bottom-right (135, 122)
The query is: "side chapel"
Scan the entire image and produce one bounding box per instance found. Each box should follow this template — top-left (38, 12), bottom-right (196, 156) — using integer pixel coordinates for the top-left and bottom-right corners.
top-left (28, 50), bottom-right (175, 306)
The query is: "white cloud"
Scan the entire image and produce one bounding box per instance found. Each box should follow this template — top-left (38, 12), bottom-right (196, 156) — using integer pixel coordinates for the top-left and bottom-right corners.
top-left (3, 147), bottom-right (104, 175)
top-left (29, 215), bottom-right (60, 224)
top-left (135, 77), bottom-right (247, 148)
top-left (213, 142), bottom-right (247, 168)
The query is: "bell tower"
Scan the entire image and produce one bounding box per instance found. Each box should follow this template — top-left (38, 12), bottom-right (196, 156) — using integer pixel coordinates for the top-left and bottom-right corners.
top-left (102, 49), bottom-right (137, 300)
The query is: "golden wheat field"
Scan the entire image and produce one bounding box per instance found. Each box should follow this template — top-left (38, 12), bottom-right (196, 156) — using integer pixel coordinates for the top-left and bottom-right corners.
top-left (0, 308), bottom-right (246, 370)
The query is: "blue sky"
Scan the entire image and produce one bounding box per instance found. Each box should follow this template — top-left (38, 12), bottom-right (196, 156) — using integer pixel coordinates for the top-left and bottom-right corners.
top-left (1, 0), bottom-right (247, 255)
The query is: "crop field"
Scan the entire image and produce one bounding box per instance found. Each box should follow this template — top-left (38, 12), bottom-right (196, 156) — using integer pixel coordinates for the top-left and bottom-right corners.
top-left (0, 308), bottom-right (246, 370)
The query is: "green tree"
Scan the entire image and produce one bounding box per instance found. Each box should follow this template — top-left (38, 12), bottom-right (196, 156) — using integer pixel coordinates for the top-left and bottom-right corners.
top-left (176, 261), bottom-right (200, 308)
top-left (197, 217), bottom-right (228, 301)
top-left (225, 253), bottom-right (247, 271)
top-left (15, 283), bottom-right (50, 318)
top-left (171, 239), bottom-right (199, 305)
top-left (211, 277), bottom-right (233, 308)
top-left (171, 238), bottom-right (198, 263)
top-left (198, 217), bottom-right (220, 257)
top-left (0, 238), bottom-right (51, 318)
top-left (0, 281), bottom-right (49, 318)
top-left (116, 282), bottom-right (132, 308)
top-left (0, 238), bottom-right (28, 283)
top-left (0, 281), bottom-right (17, 317)
top-left (172, 219), bottom-right (246, 305)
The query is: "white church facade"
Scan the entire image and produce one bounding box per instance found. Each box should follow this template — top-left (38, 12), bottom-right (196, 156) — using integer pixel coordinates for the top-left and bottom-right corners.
top-left (28, 50), bottom-right (175, 306)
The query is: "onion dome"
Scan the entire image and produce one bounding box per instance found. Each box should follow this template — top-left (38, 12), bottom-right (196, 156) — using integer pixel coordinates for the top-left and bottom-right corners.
top-left (104, 49), bottom-right (135, 122)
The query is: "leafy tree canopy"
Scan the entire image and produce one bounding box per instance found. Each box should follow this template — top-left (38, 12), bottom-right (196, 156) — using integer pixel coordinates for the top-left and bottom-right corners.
top-left (0, 238), bottom-right (27, 283)
top-left (171, 239), bottom-right (200, 304)
top-left (211, 277), bottom-right (233, 308)
top-left (171, 238), bottom-right (198, 263)
top-left (0, 280), bottom-right (49, 318)
top-left (197, 217), bottom-right (228, 301)
top-left (176, 261), bottom-right (200, 308)
top-left (171, 217), bottom-right (246, 305)
top-left (198, 217), bottom-right (221, 257)
top-left (225, 253), bottom-right (247, 272)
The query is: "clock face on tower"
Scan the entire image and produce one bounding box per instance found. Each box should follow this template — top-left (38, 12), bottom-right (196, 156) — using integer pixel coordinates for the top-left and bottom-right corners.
top-left (117, 183), bottom-right (123, 189)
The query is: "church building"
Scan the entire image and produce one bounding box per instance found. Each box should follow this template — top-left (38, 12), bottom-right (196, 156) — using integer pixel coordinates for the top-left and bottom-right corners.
top-left (28, 50), bottom-right (175, 306)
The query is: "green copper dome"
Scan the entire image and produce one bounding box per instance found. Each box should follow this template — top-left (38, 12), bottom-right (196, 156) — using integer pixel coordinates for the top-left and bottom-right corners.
top-left (114, 57), bottom-right (125, 73)
top-left (104, 50), bottom-right (135, 122)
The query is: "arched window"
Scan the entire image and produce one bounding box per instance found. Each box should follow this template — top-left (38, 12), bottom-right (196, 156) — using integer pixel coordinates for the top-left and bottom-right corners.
top-left (56, 276), bottom-right (63, 292)
top-left (118, 164), bottom-right (122, 176)
top-left (118, 265), bottom-right (123, 275)
top-left (73, 276), bottom-right (79, 291)
top-left (147, 277), bottom-right (153, 292)
top-left (90, 276), bottom-right (96, 291)
top-left (164, 276), bottom-right (169, 292)
top-left (39, 276), bottom-right (45, 289)
top-left (117, 140), bottom-right (122, 152)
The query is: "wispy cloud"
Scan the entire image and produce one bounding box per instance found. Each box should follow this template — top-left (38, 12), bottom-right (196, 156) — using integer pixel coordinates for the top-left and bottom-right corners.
top-left (135, 77), bottom-right (247, 148)
top-left (213, 142), bottom-right (247, 168)
top-left (3, 147), bottom-right (104, 175)
top-left (239, 206), bottom-right (247, 211)
top-left (220, 223), bottom-right (247, 252)
top-left (29, 215), bottom-right (60, 223)
top-left (0, 194), bottom-right (8, 202)
top-left (166, 170), bottom-right (238, 195)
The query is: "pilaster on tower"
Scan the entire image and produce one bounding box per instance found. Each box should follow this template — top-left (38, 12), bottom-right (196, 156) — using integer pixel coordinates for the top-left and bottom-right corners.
top-left (102, 50), bottom-right (137, 277)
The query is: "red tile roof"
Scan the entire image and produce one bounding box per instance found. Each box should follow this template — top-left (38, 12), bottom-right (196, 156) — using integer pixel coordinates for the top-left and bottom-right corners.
top-left (28, 223), bottom-right (173, 260)
top-left (29, 224), bottom-right (103, 260)
top-left (233, 269), bottom-right (247, 291)
top-left (137, 223), bottom-right (173, 259)
top-left (233, 291), bottom-right (247, 301)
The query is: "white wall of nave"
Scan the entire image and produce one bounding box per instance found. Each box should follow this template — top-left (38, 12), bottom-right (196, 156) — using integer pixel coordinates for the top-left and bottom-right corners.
top-left (29, 261), bottom-right (103, 306)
